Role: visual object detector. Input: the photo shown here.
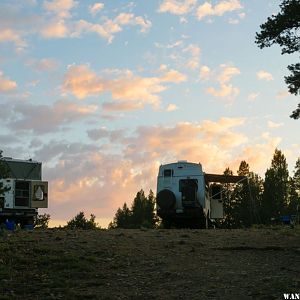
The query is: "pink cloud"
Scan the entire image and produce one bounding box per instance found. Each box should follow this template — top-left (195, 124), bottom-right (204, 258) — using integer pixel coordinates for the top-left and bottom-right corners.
top-left (89, 3), bottom-right (104, 16)
top-left (40, 20), bottom-right (69, 38)
top-left (43, 0), bottom-right (78, 18)
top-left (206, 64), bottom-right (241, 100)
top-left (0, 28), bottom-right (27, 50)
top-left (0, 71), bottom-right (17, 92)
top-left (197, 0), bottom-right (242, 20)
top-left (63, 64), bottom-right (186, 110)
top-left (158, 0), bottom-right (197, 15)
top-left (256, 70), bottom-right (274, 81)
top-left (74, 13), bottom-right (151, 43)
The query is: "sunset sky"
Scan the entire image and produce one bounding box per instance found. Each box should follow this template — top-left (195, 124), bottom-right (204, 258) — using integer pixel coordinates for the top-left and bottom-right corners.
top-left (0, 0), bottom-right (299, 227)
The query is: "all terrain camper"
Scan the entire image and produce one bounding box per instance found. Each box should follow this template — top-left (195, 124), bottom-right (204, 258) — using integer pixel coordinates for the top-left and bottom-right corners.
top-left (0, 157), bottom-right (48, 228)
top-left (156, 161), bottom-right (246, 228)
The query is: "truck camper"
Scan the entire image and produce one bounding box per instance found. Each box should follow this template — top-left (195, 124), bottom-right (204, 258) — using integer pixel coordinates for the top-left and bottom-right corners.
top-left (156, 161), bottom-right (246, 228)
top-left (0, 157), bottom-right (48, 228)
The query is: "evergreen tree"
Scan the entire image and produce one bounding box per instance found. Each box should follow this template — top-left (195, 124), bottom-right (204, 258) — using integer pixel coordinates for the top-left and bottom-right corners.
top-left (221, 167), bottom-right (235, 228)
top-left (232, 161), bottom-right (263, 227)
top-left (131, 189), bottom-right (148, 228)
top-left (109, 190), bottom-right (157, 229)
top-left (261, 149), bottom-right (289, 223)
top-left (288, 158), bottom-right (300, 214)
top-left (232, 161), bottom-right (251, 227)
top-left (109, 203), bottom-right (132, 229)
top-left (255, 0), bottom-right (300, 119)
top-left (65, 211), bottom-right (98, 229)
top-left (143, 189), bottom-right (157, 228)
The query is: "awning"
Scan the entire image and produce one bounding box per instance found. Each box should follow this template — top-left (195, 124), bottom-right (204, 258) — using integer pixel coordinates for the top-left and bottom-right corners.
top-left (205, 173), bottom-right (247, 184)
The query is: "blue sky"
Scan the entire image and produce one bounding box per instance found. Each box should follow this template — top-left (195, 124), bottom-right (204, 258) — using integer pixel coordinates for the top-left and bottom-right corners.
top-left (0, 0), bottom-right (299, 227)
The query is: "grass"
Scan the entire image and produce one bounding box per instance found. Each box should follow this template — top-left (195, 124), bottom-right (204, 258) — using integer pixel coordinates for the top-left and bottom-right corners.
top-left (0, 227), bottom-right (299, 299)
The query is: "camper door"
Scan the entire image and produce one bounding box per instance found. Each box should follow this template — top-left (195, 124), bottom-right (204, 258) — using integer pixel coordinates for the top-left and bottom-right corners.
top-left (210, 184), bottom-right (224, 219)
top-left (31, 181), bottom-right (48, 208)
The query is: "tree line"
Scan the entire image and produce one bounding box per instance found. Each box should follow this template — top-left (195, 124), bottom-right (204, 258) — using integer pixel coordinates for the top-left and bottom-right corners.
top-left (110, 148), bottom-right (300, 229)
top-left (220, 149), bottom-right (300, 228)
top-left (1, 149), bottom-right (300, 229)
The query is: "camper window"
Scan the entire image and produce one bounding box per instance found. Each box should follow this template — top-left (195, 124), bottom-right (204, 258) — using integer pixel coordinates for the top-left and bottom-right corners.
top-left (163, 169), bottom-right (173, 177)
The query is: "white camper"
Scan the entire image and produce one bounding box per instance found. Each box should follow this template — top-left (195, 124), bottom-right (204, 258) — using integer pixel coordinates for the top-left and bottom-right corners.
top-left (0, 157), bottom-right (48, 228)
top-left (156, 161), bottom-right (246, 228)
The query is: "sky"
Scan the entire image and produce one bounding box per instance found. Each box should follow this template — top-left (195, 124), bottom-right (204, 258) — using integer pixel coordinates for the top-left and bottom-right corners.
top-left (0, 0), bottom-right (299, 228)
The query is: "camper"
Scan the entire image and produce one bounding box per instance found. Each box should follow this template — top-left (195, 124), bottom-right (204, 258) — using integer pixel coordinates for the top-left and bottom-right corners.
top-left (156, 161), bottom-right (245, 228)
top-left (0, 157), bottom-right (48, 228)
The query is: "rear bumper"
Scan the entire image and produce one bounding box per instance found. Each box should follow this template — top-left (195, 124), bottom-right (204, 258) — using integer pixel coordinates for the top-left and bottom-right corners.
top-left (157, 207), bottom-right (204, 220)
top-left (0, 209), bottom-right (37, 218)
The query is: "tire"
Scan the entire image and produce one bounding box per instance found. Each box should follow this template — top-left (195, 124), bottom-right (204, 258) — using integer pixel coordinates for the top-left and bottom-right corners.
top-left (157, 189), bottom-right (176, 209)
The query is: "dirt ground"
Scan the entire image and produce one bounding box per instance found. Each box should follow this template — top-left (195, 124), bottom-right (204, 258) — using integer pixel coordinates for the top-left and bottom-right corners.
top-left (0, 227), bottom-right (300, 299)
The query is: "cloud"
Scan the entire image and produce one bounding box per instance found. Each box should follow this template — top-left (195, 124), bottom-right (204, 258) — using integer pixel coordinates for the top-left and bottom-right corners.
top-left (256, 70), bottom-right (274, 81)
top-left (199, 65), bottom-right (211, 80)
top-left (166, 104), bottom-right (179, 111)
top-left (196, 0), bottom-right (243, 20)
top-left (206, 84), bottom-right (239, 99)
top-left (63, 64), bottom-right (186, 110)
top-left (74, 13), bottom-right (151, 43)
top-left (218, 65), bottom-right (240, 83)
top-left (248, 92), bottom-right (259, 101)
top-left (43, 0), bottom-right (78, 18)
top-left (40, 20), bottom-right (69, 38)
top-left (0, 28), bottom-right (27, 51)
top-left (7, 99), bottom-right (97, 133)
top-left (155, 40), bottom-right (183, 49)
top-left (160, 68), bottom-right (187, 83)
top-left (276, 90), bottom-right (290, 99)
top-left (102, 101), bottom-right (144, 112)
top-left (183, 44), bottom-right (201, 70)
top-left (267, 121), bottom-right (284, 129)
top-left (0, 71), bottom-right (17, 92)
top-left (28, 58), bottom-right (60, 72)
top-left (89, 3), bottom-right (104, 16)
top-left (233, 134), bottom-right (282, 174)
top-left (63, 64), bottom-right (105, 99)
top-left (87, 127), bottom-right (125, 142)
top-left (158, 0), bottom-right (197, 15)
top-left (205, 64), bottom-right (240, 100)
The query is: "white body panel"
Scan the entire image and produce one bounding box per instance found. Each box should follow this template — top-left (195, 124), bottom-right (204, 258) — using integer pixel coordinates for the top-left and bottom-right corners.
top-left (157, 162), bottom-right (208, 214)
top-left (157, 161), bottom-right (223, 221)
top-left (0, 179), bottom-right (48, 210)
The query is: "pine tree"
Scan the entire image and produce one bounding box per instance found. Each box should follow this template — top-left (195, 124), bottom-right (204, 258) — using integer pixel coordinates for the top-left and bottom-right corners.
top-left (221, 167), bottom-right (235, 228)
top-left (65, 211), bottom-right (98, 229)
top-left (261, 149), bottom-right (289, 223)
top-left (109, 190), bottom-right (157, 229)
top-left (144, 189), bottom-right (157, 228)
top-left (109, 203), bottom-right (132, 229)
top-left (255, 0), bottom-right (300, 118)
top-left (233, 161), bottom-right (251, 227)
top-left (288, 158), bottom-right (300, 214)
top-left (130, 189), bottom-right (147, 228)
top-left (233, 161), bottom-right (263, 227)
